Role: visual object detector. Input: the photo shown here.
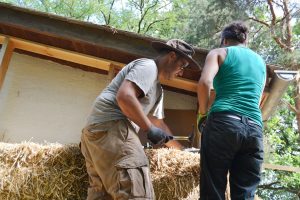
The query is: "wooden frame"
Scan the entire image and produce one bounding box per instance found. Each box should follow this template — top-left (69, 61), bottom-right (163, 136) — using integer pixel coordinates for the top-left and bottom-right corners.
top-left (0, 37), bottom-right (14, 90)
top-left (0, 34), bottom-right (198, 92)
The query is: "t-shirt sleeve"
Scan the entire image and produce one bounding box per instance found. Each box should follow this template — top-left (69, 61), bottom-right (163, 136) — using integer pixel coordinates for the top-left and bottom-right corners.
top-left (149, 90), bottom-right (165, 119)
top-left (125, 59), bottom-right (157, 96)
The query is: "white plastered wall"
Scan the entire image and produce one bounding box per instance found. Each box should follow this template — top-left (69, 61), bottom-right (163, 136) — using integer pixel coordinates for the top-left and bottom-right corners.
top-left (0, 53), bottom-right (197, 144)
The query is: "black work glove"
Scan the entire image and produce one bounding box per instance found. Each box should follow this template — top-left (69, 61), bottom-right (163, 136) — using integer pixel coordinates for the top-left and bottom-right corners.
top-left (197, 113), bottom-right (207, 133)
top-left (147, 126), bottom-right (172, 145)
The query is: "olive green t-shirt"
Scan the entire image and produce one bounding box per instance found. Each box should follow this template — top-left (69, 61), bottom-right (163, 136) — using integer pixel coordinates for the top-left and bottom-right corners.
top-left (209, 46), bottom-right (266, 127)
top-left (86, 58), bottom-right (164, 131)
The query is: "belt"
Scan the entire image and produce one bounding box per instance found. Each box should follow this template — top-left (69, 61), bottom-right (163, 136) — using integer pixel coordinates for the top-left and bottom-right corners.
top-left (224, 114), bottom-right (258, 125)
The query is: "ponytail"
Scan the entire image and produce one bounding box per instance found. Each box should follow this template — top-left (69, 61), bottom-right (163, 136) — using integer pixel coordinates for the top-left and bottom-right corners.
top-left (221, 21), bottom-right (248, 43)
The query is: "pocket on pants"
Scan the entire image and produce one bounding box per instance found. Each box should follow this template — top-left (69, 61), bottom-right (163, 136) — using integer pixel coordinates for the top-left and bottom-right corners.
top-left (116, 156), bottom-right (152, 198)
top-left (119, 167), bottom-right (152, 197)
top-left (130, 167), bottom-right (147, 196)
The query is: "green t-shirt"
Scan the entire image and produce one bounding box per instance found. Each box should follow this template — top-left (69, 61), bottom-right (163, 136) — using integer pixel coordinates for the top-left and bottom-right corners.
top-left (209, 46), bottom-right (266, 127)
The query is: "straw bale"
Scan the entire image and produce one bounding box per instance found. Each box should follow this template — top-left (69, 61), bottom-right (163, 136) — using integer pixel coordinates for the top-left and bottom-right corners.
top-left (0, 142), bottom-right (261, 200)
top-left (145, 148), bottom-right (200, 200)
top-left (0, 142), bottom-right (88, 200)
top-left (182, 186), bottom-right (199, 200)
top-left (0, 142), bottom-right (199, 200)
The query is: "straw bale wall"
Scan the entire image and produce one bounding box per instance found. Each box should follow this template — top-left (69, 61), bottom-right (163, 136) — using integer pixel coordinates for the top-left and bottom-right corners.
top-left (0, 142), bottom-right (261, 200)
top-left (0, 142), bottom-right (200, 200)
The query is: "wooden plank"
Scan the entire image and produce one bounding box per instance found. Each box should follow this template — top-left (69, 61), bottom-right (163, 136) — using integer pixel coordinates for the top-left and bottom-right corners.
top-left (161, 78), bottom-right (197, 93)
top-left (0, 34), bottom-right (279, 95)
top-left (0, 35), bottom-right (5, 43)
top-left (107, 64), bottom-right (116, 81)
top-left (0, 34), bottom-right (199, 92)
top-left (263, 163), bottom-right (300, 173)
top-left (0, 37), bottom-right (14, 90)
top-left (11, 37), bottom-right (124, 72)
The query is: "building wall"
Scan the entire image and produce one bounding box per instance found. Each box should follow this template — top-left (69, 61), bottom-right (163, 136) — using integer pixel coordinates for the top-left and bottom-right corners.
top-left (0, 53), bottom-right (197, 144)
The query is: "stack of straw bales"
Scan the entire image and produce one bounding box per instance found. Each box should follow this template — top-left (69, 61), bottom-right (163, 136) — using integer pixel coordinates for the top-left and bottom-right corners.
top-left (0, 142), bottom-right (88, 200)
top-left (0, 142), bottom-right (200, 200)
top-left (0, 142), bottom-right (261, 200)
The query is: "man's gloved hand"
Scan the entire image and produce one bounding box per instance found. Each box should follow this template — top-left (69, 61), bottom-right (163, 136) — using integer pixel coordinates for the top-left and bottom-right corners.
top-left (197, 113), bottom-right (207, 133)
top-left (147, 126), bottom-right (172, 145)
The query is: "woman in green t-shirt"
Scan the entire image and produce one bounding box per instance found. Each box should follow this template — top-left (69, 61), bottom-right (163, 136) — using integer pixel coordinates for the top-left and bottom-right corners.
top-left (197, 21), bottom-right (266, 200)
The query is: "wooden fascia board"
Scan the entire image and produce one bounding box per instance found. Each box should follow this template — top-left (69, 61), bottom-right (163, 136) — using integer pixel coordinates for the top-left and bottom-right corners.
top-left (0, 37), bottom-right (14, 90)
top-left (0, 34), bottom-right (198, 93)
top-left (7, 36), bottom-right (124, 71)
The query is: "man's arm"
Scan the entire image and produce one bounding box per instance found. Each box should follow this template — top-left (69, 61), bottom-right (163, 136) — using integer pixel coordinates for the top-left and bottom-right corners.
top-left (117, 80), bottom-right (173, 146)
top-left (197, 48), bottom-right (225, 114)
top-left (116, 79), bottom-right (152, 131)
top-left (148, 115), bottom-right (183, 150)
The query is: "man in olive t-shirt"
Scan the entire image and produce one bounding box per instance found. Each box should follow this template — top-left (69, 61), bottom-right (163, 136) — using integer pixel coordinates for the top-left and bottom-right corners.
top-left (81, 39), bottom-right (200, 200)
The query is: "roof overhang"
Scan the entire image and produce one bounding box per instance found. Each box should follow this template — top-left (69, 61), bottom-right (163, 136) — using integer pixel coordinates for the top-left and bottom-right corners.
top-left (0, 2), bottom-right (297, 121)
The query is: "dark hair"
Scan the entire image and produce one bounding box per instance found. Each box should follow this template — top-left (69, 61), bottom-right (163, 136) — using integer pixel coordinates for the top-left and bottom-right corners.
top-left (221, 21), bottom-right (248, 43)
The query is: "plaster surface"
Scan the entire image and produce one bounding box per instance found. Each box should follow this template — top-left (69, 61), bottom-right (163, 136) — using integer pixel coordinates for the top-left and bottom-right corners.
top-left (0, 53), bottom-right (196, 143)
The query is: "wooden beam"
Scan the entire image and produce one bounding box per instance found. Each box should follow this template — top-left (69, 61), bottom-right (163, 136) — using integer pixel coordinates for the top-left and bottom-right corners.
top-left (11, 36), bottom-right (124, 72)
top-left (0, 35), bottom-right (5, 43)
top-left (0, 34), bottom-right (199, 93)
top-left (263, 163), bottom-right (300, 173)
top-left (161, 78), bottom-right (197, 93)
top-left (108, 64), bottom-right (116, 81)
top-left (0, 37), bottom-right (14, 90)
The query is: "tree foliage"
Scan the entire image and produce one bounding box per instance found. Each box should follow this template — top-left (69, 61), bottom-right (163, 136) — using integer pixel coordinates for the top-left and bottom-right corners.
top-left (260, 86), bottom-right (300, 199)
top-left (6, 0), bottom-right (96, 20)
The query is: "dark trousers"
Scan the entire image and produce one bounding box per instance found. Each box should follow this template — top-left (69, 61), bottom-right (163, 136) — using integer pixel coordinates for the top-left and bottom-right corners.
top-left (199, 112), bottom-right (264, 200)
